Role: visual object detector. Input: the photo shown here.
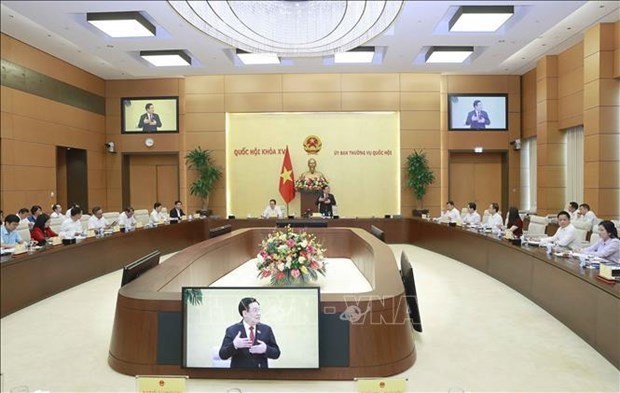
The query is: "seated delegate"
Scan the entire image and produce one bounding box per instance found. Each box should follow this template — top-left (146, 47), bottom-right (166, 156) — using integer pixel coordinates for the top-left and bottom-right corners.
top-left (60, 207), bottom-right (84, 238)
top-left (505, 207), bottom-right (523, 238)
top-left (1, 214), bottom-right (24, 249)
top-left (262, 199), bottom-right (283, 219)
top-left (578, 220), bottom-right (619, 262)
top-left (486, 203), bottom-right (504, 230)
top-left (169, 200), bottom-right (185, 221)
top-left (150, 202), bottom-right (167, 225)
top-left (88, 207), bottom-right (112, 231)
top-left (540, 211), bottom-right (578, 251)
top-left (30, 213), bottom-right (57, 245)
top-left (438, 201), bottom-right (460, 222)
top-left (462, 202), bottom-right (481, 225)
top-left (575, 203), bottom-right (599, 230)
top-left (118, 207), bottom-right (137, 229)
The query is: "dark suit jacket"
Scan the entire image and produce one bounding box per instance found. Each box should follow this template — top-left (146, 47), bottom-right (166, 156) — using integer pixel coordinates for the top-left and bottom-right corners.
top-left (218, 321), bottom-right (280, 369)
top-left (465, 110), bottom-right (490, 129)
top-left (315, 193), bottom-right (337, 216)
top-left (137, 113), bottom-right (162, 132)
top-left (169, 208), bottom-right (185, 219)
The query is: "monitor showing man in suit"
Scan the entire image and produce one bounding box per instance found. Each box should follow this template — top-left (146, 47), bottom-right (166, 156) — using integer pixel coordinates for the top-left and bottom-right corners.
top-left (218, 297), bottom-right (281, 369)
top-left (137, 103), bottom-right (162, 132)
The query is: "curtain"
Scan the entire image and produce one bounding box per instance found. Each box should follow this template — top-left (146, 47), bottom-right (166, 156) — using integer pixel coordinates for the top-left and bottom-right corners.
top-left (520, 137), bottom-right (537, 212)
top-left (564, 126), bottom-right (584, 204)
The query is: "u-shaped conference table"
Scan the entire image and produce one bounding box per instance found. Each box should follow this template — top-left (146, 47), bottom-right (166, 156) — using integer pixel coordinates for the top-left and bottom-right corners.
top-left (1, 217), bottom-right (618, 377)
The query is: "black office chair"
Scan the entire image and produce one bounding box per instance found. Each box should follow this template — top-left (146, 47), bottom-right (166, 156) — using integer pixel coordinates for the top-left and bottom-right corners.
top-left (370, 225), bottom-right (385, 242)
top-left (400, 251), bottom-right (422, 332)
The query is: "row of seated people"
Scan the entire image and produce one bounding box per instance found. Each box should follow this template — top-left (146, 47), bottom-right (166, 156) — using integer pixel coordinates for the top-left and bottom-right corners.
top-left (0, 200), bottom-right (189, 249)
top-left (436, 201), bottom-right (619, 262)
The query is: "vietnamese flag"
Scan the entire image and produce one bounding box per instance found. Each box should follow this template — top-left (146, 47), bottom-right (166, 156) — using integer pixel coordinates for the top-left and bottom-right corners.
top-left (279, 146), bottom-right (296, 204)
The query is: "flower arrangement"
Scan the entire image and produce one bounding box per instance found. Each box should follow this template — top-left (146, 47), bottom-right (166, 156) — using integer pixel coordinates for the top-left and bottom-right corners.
top-left (294, 176), bottom-right (329, 192)
top-left (256, 226), bottom-right (327, 285)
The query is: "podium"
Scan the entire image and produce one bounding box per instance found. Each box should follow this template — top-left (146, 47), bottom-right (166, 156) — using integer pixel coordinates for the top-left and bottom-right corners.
top-left (300, 190), bottom-right (319, 215)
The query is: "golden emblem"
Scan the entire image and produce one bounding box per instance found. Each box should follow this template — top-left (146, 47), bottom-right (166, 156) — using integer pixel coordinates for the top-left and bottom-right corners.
top-left (303, 135), bottom-right (322, 154)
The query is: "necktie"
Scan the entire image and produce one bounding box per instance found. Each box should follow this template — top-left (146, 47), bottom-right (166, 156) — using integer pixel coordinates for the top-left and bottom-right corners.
top-left (249, 326), bottom-right (255, 343)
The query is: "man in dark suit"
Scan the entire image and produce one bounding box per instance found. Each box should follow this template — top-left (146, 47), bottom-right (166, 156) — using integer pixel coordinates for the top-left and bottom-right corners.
top-left (137, 103), bottom-right (162, 132)
top-left (218, 297), bottom-right (280, 369)
top-left (465, 100), bottom-right (491, 129)
top-left (169, 200), bottom-right (185, 221)
top-left (315, 185), bottom-right (337, 217)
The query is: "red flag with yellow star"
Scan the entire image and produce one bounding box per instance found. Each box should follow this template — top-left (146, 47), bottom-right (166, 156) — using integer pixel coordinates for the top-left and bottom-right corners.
top-left (279, 146), bottom-right (295, 204)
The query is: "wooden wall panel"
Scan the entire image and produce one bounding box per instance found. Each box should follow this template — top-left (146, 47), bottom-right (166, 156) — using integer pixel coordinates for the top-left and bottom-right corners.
top-left (282, 92), bottom-right (341, 111)
top-left (224, 75), bottom-right (282, 93)
top-left (521, 69), bottom-right (537, 139)
top-left (1, 34), bottom-right (104, 95)
top-left (341, 92), bottom-right (400, 111)
top-left (341, 73), bottom-right (399, 92)
top-left (282, 74), bottom-right (341, 92)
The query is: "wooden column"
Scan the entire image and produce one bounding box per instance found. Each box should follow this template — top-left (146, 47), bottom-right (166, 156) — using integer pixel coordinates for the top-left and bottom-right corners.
top-left (583, 23), bottom-right (619, 219)
top-left (536, 56), bottom-right (565, 215)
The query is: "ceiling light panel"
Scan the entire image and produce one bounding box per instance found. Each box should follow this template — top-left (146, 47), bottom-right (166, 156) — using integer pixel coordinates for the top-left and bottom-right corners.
top-left (87, 11), bottom-right (155, 38)
top-left (425, 46), bottom-right (473, 63)
top-left (140, 50), bottom-right (191, 66)
top-left (449, 6), bottom-right (514, 32)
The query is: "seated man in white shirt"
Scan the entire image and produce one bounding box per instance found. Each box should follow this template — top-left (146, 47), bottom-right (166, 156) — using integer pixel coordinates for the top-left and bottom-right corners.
top-left (567, 201), bottom-right (579, 221)
top-left (17, 208), bottom-right (30, 227)
top-left (541, 211), bottom-right (578, 251)
top-left (50, 203), bottom-right (63, 218)
top-left (150, 202), bottom-right (167, 225)
top-left (575, 203), bottom-right (598, 230)
top-left (462, 202), bottom-right (481, 225)
top-left (486, 202), bottom-right (504, 230)
top-left (60, 207), bottom-right (84, 238)
top-left (118, 207), bottom-right (137, 229)
top-left (439, 201), bottom-right (460, 223)
top-left (262, 199), bottom-right (284, 219)
top-left (88, 206), bottom-right (111, 231)
top-left (65, 203), bottom-right (80, 219)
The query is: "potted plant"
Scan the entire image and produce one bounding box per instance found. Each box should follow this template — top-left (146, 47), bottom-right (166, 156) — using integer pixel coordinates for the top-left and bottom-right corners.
top-left (406, 150), bottom-right (435, 217)
top-left (185, 147), bottom-right (223, 216)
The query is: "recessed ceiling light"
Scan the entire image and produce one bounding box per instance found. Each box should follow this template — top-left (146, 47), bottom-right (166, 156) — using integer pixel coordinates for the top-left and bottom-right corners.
top-left (334, 46), bottom-right (375, 63)
top-left (425, 46), bottom-right (473, 63)
top-left (140, 50), bottom-right (191, 67)
top-left (236, 49), bottom-right (280, 65)
top-left (449, 6), bottom-right (514, 32)
top-left (87, 11), bottom-right (155, 38)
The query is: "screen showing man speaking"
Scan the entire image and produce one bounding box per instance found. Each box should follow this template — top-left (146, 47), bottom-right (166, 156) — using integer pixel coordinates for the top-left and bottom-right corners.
top-left (448, 94), bottom-right (508, 131)
top-left (183, 287), bottom-right (320, 369)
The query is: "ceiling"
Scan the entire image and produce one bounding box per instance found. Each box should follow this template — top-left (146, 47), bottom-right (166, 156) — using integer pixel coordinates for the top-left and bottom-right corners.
top-left (1, 1), bottom-right (618, 80)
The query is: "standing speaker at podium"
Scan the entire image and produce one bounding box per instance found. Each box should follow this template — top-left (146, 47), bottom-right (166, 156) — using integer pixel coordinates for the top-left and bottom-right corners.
top-left (316, 185), bottom-right (337, 217)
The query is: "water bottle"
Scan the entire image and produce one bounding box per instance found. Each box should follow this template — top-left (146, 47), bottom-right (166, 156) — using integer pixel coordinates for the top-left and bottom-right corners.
top-left (546, 243), bottom-right (553, 255)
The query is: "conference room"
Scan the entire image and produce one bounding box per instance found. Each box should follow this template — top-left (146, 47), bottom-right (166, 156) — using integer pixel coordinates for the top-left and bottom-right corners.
top-left (1, 1), bottom-right (619, 392)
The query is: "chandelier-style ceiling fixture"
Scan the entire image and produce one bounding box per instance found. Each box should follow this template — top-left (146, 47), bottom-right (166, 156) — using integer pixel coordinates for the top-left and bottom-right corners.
top-left (168, 0), bottom-right (404, 57)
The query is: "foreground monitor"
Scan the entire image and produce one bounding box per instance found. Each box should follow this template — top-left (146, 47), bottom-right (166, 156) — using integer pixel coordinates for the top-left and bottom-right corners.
top-left (448, 93), bottom-right (508, 131)
top-left (121, 250), bottom-right (161, 287)
top-left (183, 287), bottom-right (320, 369)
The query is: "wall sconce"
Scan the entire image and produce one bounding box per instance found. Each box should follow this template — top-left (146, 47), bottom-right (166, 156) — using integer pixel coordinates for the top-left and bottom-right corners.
top-left (105, 142), bottom-right (116, 153)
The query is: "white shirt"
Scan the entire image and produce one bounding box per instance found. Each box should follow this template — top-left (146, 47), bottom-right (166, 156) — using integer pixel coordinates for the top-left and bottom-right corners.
top-left (65, 209), bottom-right (73, 218)
top-left (463, 211), bottom-right (481, 225)
top-left (60, 218), bottom-right (83, 237)
top-left (118, 212), bottom-right (137, 228)
top-left (543, 224), bottom-right (578, 250)
top-left (568, 210), bottom-right (578, 221)
top-left (150, 210), bottom-right (166, 224)
top-left (262, 205), bottom-right (283, 219)
top-left (87, 215), bottom-right (108, 230)
top-left (487, 212), bottom-right (503, 228)
top-left (440, 208), bottom-right (460, 222)
top-left (50, 211), bottom-right (62, 218)
top-left (575, 211), bottom-right (598, 230)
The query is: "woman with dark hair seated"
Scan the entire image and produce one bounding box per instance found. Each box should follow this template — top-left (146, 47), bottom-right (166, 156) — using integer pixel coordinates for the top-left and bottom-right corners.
top-left (506, 206), bottom-right (523, 238)
top-left (30, 213), bottom-right (57, 246)
top-left (580, 220), bottom-right (619, 262)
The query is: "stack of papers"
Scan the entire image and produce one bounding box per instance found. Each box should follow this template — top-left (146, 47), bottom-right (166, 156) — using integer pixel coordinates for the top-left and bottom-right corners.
top-left (1, 248), bottom-right (16, 255)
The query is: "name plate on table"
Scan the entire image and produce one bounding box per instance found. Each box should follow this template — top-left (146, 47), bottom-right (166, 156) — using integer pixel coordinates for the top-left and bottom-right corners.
top-left (136, 222), bottom-right (144, 229)
top-left (13, 243), bottom-right (26, 255)
top-left (600, 263), bottom-right (620, 280)
top-left (113, 225), bottom-right (120, 233)
top-left (50, 236), bottom-right (62, 246)
top-left (86, 229), bottom-right (96, 238)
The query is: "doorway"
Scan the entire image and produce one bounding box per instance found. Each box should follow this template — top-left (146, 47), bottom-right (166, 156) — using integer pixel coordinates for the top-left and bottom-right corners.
top-left (448, 152), bottom-right (508, 213)
top-left (122, 153), bottom-right (179, 211)
top-left (56, 146), bottom-right (88, 211)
